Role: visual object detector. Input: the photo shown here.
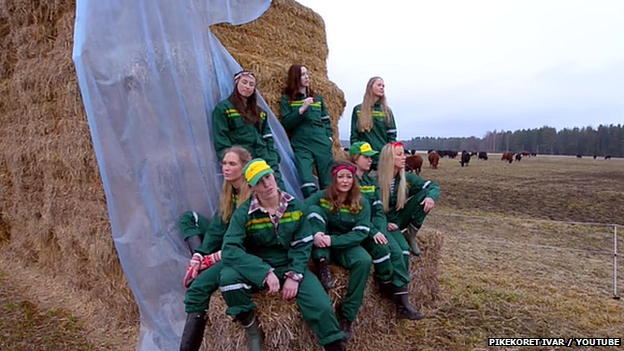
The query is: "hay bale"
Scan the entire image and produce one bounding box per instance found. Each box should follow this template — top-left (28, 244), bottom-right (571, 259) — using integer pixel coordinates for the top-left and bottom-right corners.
top-left (202, 230), bottom-right (444, 351)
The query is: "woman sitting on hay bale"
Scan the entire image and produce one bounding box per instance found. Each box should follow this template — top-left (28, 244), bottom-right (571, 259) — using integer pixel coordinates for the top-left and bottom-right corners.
top-left (378, 142), bottom-right (440, 257)
top-left (304, 161), bottom-right (373, 340)
top-left (212, 70), bottom-right (285, 189)
top-left (178, 146), bottom-right (252, 351)
top-left (349, 142), bottom-right (424, 320)
top-left (280, 64), bottom-right (334, 198)
top-left (219, 158), bottom-right (347, 351)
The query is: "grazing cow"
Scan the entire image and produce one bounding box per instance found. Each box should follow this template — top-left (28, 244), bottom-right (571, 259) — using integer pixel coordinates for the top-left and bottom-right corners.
top-left (576, 154), bottom-right (582, 159)
top-left (593, 155), bottom-right (597, 159)
top-left (470, 151), bottom-right (477, 157)
top-left (460, 150), bottom-right (471, 167)
top-left (405, 154), bottom-right (423, 174)
top-left (478, 151), bottom-right (488, 161)
top-left (530, 152), bottom-right (537, 157)
top-left (427, 149), bottom-right (434, 154)
top-left (428, 151), bottom-right (440, 169)
top-left (515, 153), bottom-right (522, 162)
top-left (605, 155), bottom-right (612, 160)
top-left (501, 152), bottom-right (514, 163)
top-left (520, 151), bottom-right (531, 157)
top-left (449, 150), bottom-right (459, 158)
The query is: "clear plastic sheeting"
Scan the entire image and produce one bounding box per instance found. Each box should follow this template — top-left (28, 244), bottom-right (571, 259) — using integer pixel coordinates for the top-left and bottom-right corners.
top-left (72, 1), bottom-right (300, 350)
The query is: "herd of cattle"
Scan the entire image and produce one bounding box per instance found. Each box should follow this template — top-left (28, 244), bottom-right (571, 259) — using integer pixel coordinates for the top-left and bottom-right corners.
top-left (342, 147), bottom-right (613, 175)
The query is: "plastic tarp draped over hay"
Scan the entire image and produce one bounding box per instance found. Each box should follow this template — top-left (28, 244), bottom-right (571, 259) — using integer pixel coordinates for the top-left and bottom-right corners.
top-left (73, 1), bottom-right (300, 350)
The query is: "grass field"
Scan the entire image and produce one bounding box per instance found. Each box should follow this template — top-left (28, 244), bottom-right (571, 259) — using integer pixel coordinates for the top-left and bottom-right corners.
top-left (1, 153), bottom-right (623, 350)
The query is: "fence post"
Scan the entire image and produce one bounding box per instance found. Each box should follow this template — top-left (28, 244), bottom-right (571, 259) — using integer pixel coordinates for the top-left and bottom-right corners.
top-left (614, 225), bottom-right (620, 300)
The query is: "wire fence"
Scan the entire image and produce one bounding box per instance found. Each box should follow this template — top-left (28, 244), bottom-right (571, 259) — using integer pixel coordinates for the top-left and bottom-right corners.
top-left (428, 212), bottom-right (622, 300)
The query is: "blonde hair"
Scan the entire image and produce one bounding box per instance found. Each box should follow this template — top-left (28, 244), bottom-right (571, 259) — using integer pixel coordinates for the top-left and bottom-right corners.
top-left (219, 146), bottom-right (252, 223)
top-left (378, 143), bottom-right (407, 212)
top-left (357, 77), bottom-right (393, 132)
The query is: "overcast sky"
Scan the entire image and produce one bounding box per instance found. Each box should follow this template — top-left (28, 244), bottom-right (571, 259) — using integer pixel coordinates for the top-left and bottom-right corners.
top-left (295, 0), bottom-right (624, 139)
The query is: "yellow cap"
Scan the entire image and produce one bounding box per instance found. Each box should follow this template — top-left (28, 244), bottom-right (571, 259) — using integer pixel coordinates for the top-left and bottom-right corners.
top-left (243, 158), bottom-right (274, 186)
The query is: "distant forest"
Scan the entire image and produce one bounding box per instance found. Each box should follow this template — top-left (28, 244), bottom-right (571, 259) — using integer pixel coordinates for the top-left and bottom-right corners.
top-left (402, 124), bottom-right (624, 157)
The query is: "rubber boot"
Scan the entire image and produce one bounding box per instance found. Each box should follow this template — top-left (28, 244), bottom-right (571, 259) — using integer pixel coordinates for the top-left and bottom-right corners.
top-left (324, 339), bottom-right (347, 351)
top-left (179, 312), bottom-right (207, 351)
top-left (339, 319), bottom-right (353, 341)
top-left (378, 282), bottom-right (394, 300)
top-left (315, 257), bottom-right (335, 290)
top-left (393, 286), bottom-right (424, 320)
top-left (237, 310), bottom-right (264, 351)
top-left (403, 223), bottom-right (421, 256)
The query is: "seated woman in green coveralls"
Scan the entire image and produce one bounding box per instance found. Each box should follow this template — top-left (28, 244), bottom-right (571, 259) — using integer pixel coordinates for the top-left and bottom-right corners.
top-left (280, 64), bottom-right (334, 198)
top-left (349, 77), bottom-right (397, 171)
top-left (178, 146), bottom-right (252, 351)
top-left (304, 162), bottom-right (373, 340)
top-left (219, 158), bottom-right (347, 351)
top-left (212, 70), bottom-right (285, 189)
top-left (378, 142), bottom-right (440, 257)
top-left (349, 141), bottom-right (424, 320)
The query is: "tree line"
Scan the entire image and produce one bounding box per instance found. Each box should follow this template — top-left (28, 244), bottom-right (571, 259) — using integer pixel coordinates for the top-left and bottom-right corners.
top-left (403, 124), bottom-right (624, 157)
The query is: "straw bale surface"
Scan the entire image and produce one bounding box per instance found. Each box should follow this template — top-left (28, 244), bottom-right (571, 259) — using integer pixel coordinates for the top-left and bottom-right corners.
top-left (202, 230), bottom-right (443, 351)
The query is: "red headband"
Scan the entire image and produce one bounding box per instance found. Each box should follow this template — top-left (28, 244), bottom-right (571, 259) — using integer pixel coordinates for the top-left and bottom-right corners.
top-left (331, 164), bottom-right (356, 177)
top-left (390, 141), bottom-right (404, 148)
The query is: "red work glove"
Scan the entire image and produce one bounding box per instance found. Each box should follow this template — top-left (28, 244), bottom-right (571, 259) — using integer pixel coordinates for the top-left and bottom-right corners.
top-left (183, 253), bottom-right (203, 289)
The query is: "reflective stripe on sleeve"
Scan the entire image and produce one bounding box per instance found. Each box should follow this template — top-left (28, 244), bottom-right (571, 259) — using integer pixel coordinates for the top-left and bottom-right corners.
top-left (307, 213), bottom-right (325, 224)
top-left (291, 235), bottom-right (314, 246)
top-left (353, 225), bottom-right (370, 232)
top-left (263, 133), bottom-right (273, 139)
top-left (192, 211), bottom-right (199, 226)
top-left (422, 180), bottom-right (431, 189)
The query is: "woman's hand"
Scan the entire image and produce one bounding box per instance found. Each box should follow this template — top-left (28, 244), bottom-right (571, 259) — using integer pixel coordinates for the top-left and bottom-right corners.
top-left (282, 278), bottom-right (300, 300)
top-left (373, 232), bottom-right (388, 245)
top-left (421, 197), bottom-right (436, 213)
top-left (299, 97), bottom-right (315, 114)
top-left (387, 222), bottom-right (399, 232)
top-left (265, 270), bottom-right (280, 293)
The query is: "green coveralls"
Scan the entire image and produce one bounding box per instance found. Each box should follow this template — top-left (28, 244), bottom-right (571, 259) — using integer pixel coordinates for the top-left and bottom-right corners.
top-left (212, 99), bottom-right (285, 189)
top-left (386, 173), bottom-right (440, 267)
top-left (357, 174), bottom-right (410, 288)
top-left (305, 191), bottom-right (373, 323)
top-left (219, 194), bottom-right (344, 346)
top-left (280, 94), bottom-right (334, 197)
top-left (178, 193), bottom-right (238, 313)
top-left (349, 102), bottom-right (397, 168)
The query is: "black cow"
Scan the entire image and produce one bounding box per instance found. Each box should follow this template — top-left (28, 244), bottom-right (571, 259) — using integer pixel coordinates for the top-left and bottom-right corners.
top-left (576, 154), bottom-right (582, 159)
top-left (515, 153), bottom-right (522, 162)
top-left (460, 150), bottom-right (471, 167)
top-left (478, 151), bottom-right (488, 161)
top-left (605, 155), bottom-right (612, 160)
top-left (530, 152), bottom-right (537, 157)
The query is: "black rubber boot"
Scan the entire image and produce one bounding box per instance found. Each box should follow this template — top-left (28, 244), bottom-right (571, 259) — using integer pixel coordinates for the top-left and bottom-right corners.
top-left (339, 319), bottom-right (353, 341)
top-left (237, 310), bottom-right (264, 351)
top-left (378, 282), bottom-right (394, 300)
top-left (184, 235), bottom-right (202, 256)
top-left (179, 312), bottom-right (207, 351)
top-left (324, 339), bottom-right (347, 351)
top-left (393, 286), bottom-right (424, 320)
top-left (315, 258), bottom-right (335, 290)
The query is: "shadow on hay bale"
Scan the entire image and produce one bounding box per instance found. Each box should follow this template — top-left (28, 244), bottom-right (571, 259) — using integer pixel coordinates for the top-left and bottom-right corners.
top-left (201, 230), bottom-right (444, 351)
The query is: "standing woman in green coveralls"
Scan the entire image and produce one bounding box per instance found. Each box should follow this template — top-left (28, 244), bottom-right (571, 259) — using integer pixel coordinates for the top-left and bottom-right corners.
top-left (304, 162), bottom-right (373, 340)
top-left (212, 70), bottom-right (285, 189)
top-left (280, 65), bottom-right (334, 197)
top-left (378, 142), bottom-right (440, 257)
top-left (178, 146), bottom-right (252, 351)
top-left (349, 77), bottom-right (397, 170)
top-left (218, 158), bottom-right (347, 351)
top-left (349, 142), bottom-right (424, 320)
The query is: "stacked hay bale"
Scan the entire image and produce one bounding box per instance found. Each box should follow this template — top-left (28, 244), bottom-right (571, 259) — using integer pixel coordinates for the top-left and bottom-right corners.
top-left (0, 0), bottom-right (442, 349)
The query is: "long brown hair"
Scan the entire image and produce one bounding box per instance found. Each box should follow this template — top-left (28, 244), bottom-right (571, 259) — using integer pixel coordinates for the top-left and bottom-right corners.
top-left (219, 146), bottom-right (252, 223)
top-left (228, 72), bottom-right (261, 125)
top-left (378, 143), bottom-right (407, 212)
top-left (325, 161), bottom-right (362, 214)
top-left (282, 64), bottom-right (316, 101)
top-left (358, 76), bottom-right (393, 132)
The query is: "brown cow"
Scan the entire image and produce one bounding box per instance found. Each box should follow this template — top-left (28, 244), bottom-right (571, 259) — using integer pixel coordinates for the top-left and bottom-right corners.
top-left (520, 151), bottom-right (531, 157)
top-left (405, 154), bottom-right (423, 175)
top-left (428, 151), bottom-right (440, 169)
top-left (501, 152), bottom-right (514, 163)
